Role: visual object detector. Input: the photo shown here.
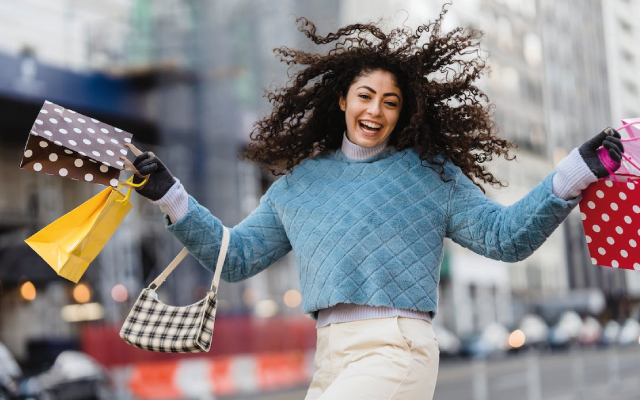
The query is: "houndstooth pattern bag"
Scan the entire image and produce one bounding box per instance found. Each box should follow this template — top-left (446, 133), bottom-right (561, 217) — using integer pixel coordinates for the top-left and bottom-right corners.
top-left (119, 227), bottom-right (229, 353)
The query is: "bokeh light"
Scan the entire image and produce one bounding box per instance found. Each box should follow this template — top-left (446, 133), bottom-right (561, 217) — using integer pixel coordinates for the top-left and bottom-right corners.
top-left (111, 284), bottom-right (128, 303)
top-left (20, 281), bottom-right (36, 301)
top-left (283, 289), bottom-right (302, 308)
top-left (73, 283), bottom-right (91, 303)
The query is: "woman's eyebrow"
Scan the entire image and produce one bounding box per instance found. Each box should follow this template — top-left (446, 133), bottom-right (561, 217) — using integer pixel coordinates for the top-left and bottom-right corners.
top-left (357, 85), bottom-right (402, 99)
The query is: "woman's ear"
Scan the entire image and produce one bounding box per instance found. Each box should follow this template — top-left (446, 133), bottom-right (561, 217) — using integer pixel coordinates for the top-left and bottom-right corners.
top-left (339, 96), bottom-right (346, 111)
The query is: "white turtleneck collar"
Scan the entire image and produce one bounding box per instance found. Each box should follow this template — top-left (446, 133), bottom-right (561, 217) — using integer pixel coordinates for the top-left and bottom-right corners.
top-left (340, 133), bottom-right (389, 160)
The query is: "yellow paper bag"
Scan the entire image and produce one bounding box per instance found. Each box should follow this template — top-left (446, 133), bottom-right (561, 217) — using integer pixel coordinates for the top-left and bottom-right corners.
top-left (25, 186), bottom-right (132, 283)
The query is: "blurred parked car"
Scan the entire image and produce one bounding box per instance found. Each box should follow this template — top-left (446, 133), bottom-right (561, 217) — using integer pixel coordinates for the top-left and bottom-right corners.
top-left (23, 351), bottom-right (110, 400)
top-left (601, 320), bottom-right (621, 346)
top-left (549, 311), bottom-right (583, 349)
top-left (433, 324), bottom-right (461, 357)
top-left (460, 322), bottom-right (509, 359)
top-left (578, 316), bottom-right (602, 346)
top-left (617, 318), bottom-right (640, 346)
top-left (0, 341), bottom-right (22, 399)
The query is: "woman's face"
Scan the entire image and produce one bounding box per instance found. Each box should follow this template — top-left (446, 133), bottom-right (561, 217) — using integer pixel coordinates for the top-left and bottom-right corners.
top-left (339, 69), bottom-right (403, 148)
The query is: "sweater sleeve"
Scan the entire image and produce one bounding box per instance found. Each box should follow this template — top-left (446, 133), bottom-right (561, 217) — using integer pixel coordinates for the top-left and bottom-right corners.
top-left (166, 194), bottom-right (292, 282)
top-left (445, 170), bottom-right (580, 262)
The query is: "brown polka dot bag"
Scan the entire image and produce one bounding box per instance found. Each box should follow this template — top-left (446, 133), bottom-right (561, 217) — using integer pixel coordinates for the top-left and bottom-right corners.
top-left (22, 101), bottom-right (144, 283)
top-left (20, 100), bottom-right (134, 187)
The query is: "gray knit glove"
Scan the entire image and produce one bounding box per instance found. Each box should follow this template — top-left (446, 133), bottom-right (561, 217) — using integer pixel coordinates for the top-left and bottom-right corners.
top-left (132, 152), bottom-right (176, 201)
top-left (578, 127), bottom-right (624, 178)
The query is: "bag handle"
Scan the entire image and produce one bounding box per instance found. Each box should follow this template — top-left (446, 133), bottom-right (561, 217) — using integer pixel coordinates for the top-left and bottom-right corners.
top-left (619, 121), bottom-right (640, 139)
top-left (148, 226), bottom-right (230, 293)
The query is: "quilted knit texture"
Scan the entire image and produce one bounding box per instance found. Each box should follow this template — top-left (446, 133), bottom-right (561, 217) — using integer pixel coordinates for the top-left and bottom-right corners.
top-left (167, 148), bottom-right (580, 318)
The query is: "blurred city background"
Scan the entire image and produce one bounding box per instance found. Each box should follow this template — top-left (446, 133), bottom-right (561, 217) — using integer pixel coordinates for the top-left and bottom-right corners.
top-left (1, 0), bottom-right (640, 399)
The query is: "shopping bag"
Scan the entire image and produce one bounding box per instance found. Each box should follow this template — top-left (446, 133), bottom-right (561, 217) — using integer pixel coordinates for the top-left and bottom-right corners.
top-left (614, 119), bottom-right (640, 175)
top-left (24, 183), bottom-right (133, 283)
top-left (580, 175), bottom-right (640, 270)
top-left (20, 100), bottom-right (133, 187)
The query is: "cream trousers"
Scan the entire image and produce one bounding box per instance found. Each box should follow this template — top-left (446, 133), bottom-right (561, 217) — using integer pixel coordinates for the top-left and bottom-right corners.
top-left (304, 316), bottom-right (440, 400)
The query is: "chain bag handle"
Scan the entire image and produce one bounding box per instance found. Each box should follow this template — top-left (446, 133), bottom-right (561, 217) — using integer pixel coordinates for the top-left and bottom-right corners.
top-left (148, 227), bottom-right (230, 292)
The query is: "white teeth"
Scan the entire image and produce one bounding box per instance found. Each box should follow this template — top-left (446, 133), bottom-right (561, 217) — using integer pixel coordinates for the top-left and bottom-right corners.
top-left (360, 121), bottom-right (382, 129)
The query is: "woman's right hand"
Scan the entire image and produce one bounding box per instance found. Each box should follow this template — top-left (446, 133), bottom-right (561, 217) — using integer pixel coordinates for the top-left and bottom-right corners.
top-left (132, 152), bottom-right (177, 200)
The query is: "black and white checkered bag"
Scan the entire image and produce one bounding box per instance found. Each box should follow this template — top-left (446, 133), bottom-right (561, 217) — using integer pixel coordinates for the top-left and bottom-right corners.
top-left (119, 227), bottom-right (229, 353)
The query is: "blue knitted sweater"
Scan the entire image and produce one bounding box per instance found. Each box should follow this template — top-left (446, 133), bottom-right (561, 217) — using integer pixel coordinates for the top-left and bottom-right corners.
top-left (167, 148), bottom-right (579, 317)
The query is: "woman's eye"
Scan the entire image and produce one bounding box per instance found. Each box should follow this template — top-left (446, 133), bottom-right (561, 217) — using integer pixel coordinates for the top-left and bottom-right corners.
top-left (385, 102), bottom-right (397, 107)
top-left (358, 94), bottom-right (371, 100)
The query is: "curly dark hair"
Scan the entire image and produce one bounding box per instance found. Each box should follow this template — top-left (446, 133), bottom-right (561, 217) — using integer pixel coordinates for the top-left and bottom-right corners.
top-left (244, 3), bottom-right (515, 189)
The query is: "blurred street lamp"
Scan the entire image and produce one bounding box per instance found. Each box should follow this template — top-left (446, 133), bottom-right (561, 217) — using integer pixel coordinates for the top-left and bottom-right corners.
top-left (508, 329), bottom-right (526, 349)
top-left (73, 283), bottom-right (91, 303)
top-left (111, 284), bottom-right (128, 302)
top-left (20, 281), bottom-right (36, 301)
top-left (283, 289), bottom-right (302, 308)
top-left (255, 300), bottom-right (278, 318)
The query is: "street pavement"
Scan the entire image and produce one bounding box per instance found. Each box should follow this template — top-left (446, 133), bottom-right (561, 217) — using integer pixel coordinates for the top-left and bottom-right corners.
top-left (225, 346), bottom-right (640, 400)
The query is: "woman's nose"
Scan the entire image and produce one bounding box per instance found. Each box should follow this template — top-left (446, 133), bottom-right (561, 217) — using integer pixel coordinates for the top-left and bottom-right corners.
top-left (367, 102), bottom-right (382, 116)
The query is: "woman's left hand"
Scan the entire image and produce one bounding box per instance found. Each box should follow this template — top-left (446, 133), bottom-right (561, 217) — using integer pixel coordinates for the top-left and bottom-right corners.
top-left (578, 128), bottom-right (624, 178)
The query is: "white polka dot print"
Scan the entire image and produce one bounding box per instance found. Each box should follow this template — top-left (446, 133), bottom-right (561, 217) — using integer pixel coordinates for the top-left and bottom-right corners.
top-left (634, 206), bottom-right (640, 213)
top-left (620, 192), bottom-right (627, 200)
top-left (621, 250), bottom-right (628, 258)
top-left (110, 178), bottom-right (119, 186)
top-left (23, 101), bottom-right (133, 186)
top-left (585, 235), bottom-right (592, 243)
top-left (612, 260), bottom-right (619, 268)
top-left (635, 263), bottom-right (640, 271)
top-left (581, 213), bottom-right (587, 220)
top-left (624, 216), bottom-right (632, 224)
top-left (628, 182), bottom-right (635, 190)
top-left (616, 226), bottom-right (624, 234)
top-left (605, 180), bottom-right (613, 187)
top-left (591, 258), bottom-right (598, 265)
top-left (598, 247), bottom-right (606, 255)
top-left (611, 203), bottom-right (618, 211)
top-left (630, 239), bottom-right (637, 248)
top-left (602, 214), bottom-right (610, 221)
top-left (607, 237), bottom-right (614, 245)
top-left (593, 225), bottom-right (601, 232)
top-left (596, 190), bottom-right (604, 198)
top-left (588, 201), bottom-right (596, 209)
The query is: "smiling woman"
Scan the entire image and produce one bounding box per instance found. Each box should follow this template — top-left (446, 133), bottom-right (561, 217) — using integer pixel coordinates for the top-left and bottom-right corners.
top-left (129, 3), bottom-right (624, 400)
top-left (339, 70), bottom-right (402, 148)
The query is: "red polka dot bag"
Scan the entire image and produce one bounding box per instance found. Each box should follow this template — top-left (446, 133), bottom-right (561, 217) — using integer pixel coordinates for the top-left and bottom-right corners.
top-left (580, 119), bottom-right (640, 270)
top-left (22, 101), bottom-right (144, 283)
